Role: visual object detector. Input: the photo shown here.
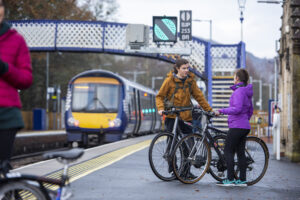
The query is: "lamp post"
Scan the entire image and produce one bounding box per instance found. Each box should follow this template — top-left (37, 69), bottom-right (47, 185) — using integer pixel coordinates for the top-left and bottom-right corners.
top-left (250, 77), bottom-right (263, 110)
top-left (238, 0), bottom-right (246, 42)
top-left (257, 0), bottom-right (284, 4)
top-left (124, 70), bottom-right (146, 82)
top-left (274, 39), bottom-right (280, 102)
top-left (151, 76), bottom-right (163, 89)
top-left (263, 83), bottom-right (273, 101)
top-left (192, 19), bottom-right (212, 43)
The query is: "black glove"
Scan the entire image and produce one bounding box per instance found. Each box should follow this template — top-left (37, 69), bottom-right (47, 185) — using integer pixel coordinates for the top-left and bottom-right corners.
top-left (0, 59), bottom-right (8, 75)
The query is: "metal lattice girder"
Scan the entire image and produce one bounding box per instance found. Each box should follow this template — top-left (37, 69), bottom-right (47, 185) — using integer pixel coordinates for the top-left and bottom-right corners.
top-left (12, 20), bottom-right (57, 50)
top-left (211, 44), bottom-right (240, 72)
top-left (57, 21), bottom-right (104, 49)
top-left (147, 28), bottom-right (207, 73)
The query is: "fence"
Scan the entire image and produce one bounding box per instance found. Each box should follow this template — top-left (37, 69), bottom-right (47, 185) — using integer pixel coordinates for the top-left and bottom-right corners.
top-left (21, 111), bottom-right (63, 131)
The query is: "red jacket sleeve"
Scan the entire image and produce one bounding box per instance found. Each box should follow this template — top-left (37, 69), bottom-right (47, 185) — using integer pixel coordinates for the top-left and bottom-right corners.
top-left (1, 35), bottom-right (32, 89)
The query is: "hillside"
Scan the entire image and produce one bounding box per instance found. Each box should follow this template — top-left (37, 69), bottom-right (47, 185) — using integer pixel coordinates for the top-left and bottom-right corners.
top-left (246, 52), bottom-right (275, 111)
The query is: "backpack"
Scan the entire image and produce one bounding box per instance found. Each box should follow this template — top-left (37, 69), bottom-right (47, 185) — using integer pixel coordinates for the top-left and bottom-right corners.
top-left (164, 81), bottom-right (193, 109)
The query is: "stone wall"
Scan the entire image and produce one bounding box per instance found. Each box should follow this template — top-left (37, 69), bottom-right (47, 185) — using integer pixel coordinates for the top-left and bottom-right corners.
top-left (279, 0), bottom-right (300, 162)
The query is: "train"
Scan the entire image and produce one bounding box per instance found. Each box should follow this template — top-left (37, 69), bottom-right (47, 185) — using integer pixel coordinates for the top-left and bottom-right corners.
top-left (65, 69), bottom-right (161, 147)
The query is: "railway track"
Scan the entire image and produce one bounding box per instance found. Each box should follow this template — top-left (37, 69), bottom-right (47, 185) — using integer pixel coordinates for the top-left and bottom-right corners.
top-left (10, 130), bottom-right (153, 169)
top-left (10, 131), bottom-right (67, 168)
top-left (11, 147), bottom-right (69, 169)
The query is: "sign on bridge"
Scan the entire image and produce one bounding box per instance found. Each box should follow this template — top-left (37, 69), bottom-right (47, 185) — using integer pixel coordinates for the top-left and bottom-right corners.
top-left (152, 16), bottom-right (177, 43)
top-left (179, 10), bottom-right (192, 41)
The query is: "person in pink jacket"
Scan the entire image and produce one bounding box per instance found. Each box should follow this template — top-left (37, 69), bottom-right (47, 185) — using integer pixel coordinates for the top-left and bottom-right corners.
top-left (0, 0), bottom-right (32, 176)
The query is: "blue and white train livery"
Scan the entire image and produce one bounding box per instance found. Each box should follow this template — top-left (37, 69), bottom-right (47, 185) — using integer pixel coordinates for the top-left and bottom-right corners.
top-left (65, 69), bottom-right (161, 147)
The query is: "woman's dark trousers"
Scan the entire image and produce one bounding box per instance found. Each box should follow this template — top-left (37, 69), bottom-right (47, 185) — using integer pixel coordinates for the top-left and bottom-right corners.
top-left (224, 128), bottom-right (250, 181)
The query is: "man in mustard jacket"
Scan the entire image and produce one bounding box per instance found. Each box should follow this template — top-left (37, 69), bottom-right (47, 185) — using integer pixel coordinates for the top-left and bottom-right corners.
top-left (156, 58), bottom-right (212, 178)
top-left (156, 58), bottom-right (212, 122)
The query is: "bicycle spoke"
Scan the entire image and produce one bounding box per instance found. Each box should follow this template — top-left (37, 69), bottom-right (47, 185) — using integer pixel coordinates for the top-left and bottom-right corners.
top-left (234, 137), bottom-right (269, 185)
top-left (172, 134), bottom-right (211, 184)
top-left (209, 135), bottom-right (227, 182)
top-left (149, 133), bottom-right (177, 181)
top-left (0, 181), bottom-right (46, 200)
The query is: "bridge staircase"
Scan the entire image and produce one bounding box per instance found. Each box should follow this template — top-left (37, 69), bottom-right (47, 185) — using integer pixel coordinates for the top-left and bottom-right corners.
top-left (211, 76), bottom-right (234, 131)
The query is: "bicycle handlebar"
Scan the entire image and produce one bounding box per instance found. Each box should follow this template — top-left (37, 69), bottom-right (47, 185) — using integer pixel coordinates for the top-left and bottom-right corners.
top-left (162, 107), bottom-right (216, 118)
top-left (162, 107), bottom-right (193, 115)
top-left (192, 107), bottom-right (216, 118)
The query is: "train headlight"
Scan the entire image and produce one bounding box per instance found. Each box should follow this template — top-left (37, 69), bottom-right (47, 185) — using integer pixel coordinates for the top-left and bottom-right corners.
top-left (68, 117), bottom-right (79, 127)
top-left (108, 118), bottom-right (121, 127)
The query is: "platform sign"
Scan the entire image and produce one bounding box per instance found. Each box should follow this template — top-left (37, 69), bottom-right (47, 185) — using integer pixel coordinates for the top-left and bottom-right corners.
top-left (153, 16), bottom-right (177, 42)
top-left (179, 10), bottom-right (192, 41)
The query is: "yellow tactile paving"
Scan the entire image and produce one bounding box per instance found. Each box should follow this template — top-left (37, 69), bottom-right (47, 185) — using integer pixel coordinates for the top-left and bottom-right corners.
top-left (43, 139), bottom-right (152, 191)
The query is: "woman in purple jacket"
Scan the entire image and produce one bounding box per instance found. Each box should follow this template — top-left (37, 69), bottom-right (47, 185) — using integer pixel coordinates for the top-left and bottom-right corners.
top-left (0, 0), bottom-right (32, 176)
top-left (215, 68), bottom-right (253, 187)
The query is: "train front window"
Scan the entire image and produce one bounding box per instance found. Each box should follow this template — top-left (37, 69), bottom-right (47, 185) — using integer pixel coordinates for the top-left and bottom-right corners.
top-left (72, 83), bottom-right (120, 113)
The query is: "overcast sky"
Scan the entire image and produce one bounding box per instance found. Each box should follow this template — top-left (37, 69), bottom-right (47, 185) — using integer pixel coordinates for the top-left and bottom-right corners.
top-left (115, 0), bottom-right (282, 59)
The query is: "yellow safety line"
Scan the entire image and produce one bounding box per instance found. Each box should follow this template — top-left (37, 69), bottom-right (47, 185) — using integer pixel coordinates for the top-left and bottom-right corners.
top-left (213, 76), bottom-right (234, 79)
top-left (44, 139), bottom-right (152, 190)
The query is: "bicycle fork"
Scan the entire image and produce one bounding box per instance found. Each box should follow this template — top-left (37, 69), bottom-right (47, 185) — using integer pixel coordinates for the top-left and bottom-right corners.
top-left (188, 124), bottom-right (207, 161)
top-left (164, 116), bottom-right (180, 162)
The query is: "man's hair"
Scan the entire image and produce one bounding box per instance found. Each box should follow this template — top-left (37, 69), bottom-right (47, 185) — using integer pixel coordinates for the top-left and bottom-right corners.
top-left (173, 58), bottom-right (189, 74)
top-left (1, 0), bottom-right (5, 7)
top-left (235, 68), bottom-right (249, 85)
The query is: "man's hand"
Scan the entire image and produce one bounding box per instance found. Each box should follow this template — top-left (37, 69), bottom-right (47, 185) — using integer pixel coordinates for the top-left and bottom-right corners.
top-left (158, 110), bottom-right (164, 116)
top-left (213, 110), bottom-right (220, 116)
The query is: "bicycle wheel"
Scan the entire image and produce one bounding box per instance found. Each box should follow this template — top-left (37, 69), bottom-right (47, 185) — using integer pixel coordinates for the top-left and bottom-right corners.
top-left (0, 180), bottom-right (47, 200)
top-left (148, 132), bottom-right (178, 181)
top-left (235, 137), bottom-right (269, 186)
top-left (172, 134), bottom-right (211, 184)
top-left (209, 134), bottom-right (228, 182)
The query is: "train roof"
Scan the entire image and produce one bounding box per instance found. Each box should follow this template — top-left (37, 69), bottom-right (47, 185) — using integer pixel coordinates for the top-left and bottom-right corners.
top-left (69, 69), bottom-right (157, 95)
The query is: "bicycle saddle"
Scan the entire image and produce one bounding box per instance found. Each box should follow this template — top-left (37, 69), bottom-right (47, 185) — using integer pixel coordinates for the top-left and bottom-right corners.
top-left (44, 148), bottom-right (84, 160)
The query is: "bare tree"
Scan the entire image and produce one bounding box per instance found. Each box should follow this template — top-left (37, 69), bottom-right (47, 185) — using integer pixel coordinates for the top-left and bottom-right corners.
top-left (79, 0), bottom-right (119, 21)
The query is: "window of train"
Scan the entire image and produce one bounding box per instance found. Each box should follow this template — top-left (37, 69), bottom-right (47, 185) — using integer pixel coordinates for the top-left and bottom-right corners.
top-left (140, 92), bottom-right (152, 119)
top-left (128, 87), bottom-right (135, 122)
top-left (72, 83), bottom-right (120, 113)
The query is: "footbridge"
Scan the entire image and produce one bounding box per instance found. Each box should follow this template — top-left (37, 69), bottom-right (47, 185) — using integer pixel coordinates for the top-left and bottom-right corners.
top-left (10, 20), bottom-right (246, 130)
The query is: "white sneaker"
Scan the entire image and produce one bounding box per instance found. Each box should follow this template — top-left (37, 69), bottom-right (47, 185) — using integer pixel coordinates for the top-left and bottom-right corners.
top-left (216, 179), bottom-right (235, 187)
top-left (235, 180), bottom-right (247, 187)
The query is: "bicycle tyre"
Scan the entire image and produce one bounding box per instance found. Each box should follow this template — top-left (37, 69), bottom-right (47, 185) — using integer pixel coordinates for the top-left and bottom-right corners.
top-left (235, 136), bottom-right (269, 186)
top-left (209, 134), bottom-right (228, 182)
top-left (0, 180), bottom-right (47, 200)
top-left (148, 132), bottom-right (177, 181)
top-left (172, 134), bottom-right (211, 184)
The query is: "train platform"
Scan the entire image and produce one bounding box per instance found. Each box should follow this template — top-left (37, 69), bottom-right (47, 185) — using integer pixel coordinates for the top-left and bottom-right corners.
top-left (17, 130), bottom-right (66, 136)
top-left (12, 134), bottom-right (300, 200)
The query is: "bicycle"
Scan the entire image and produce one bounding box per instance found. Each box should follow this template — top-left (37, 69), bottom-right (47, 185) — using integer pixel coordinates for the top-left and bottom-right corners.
top-left (0, 148), bottom-right (84, 200)
top-left (148, 106), bottom-right (196, 181)
top-left (172, 108), bottom-right (269, 185)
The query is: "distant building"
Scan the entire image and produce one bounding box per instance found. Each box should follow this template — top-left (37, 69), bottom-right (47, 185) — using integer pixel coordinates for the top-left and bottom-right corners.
top-left (278, 0), bottom-right (300, 162)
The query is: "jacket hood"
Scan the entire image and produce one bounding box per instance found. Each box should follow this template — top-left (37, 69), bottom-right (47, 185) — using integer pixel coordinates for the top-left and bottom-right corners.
top-left (231, 83), bottom-right (253, 98)
top-left (0, 21), bottom-right (12, 36)
top-left (0, 28), bottom-right (17, 42)
top-left (244, 84), bottom-right (253, 98)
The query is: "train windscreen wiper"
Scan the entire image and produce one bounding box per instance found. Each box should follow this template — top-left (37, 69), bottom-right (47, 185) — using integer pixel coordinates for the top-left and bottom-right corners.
top-left (89, 96), bottom-right (109, 112)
